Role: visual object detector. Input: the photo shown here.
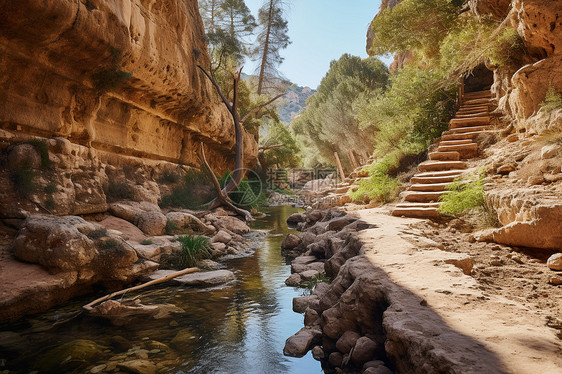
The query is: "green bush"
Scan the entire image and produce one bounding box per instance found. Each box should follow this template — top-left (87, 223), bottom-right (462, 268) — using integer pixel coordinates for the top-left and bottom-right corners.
top-left (177, 235), bottom-right (212, 268)
top-left (540, 84), bottom-right (562, 113)
top-left (350, 153), bottom-right (401, 203)
top-left (140, 239), bottom-right (153, 245)
top-left (106, 180), bottom-right (134, 201)
top-left (101, 239), bottom-right (120, 249)
top-left (28, 139), bottom-right (52, 169)
top-left (219, 172), bottom-right (268, 210)
top-left (439, 171), bottom-right (486, 216)
top-left (10, 168), bottom-right (36, 197)
top-left (165, 219), bottom-right (179, 235)
top-left (160, 169), bottom-right (214, 209)
top-left (87, 228), bottom-right (108, 239)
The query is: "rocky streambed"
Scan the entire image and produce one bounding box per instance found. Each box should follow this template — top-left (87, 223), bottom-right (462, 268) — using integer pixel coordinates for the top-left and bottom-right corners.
top-left (0, 206), bottom-right (324, 374)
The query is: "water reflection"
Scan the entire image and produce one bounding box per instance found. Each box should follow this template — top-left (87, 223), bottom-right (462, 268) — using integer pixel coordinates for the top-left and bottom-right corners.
top-left (0, 206), bottom-right (321, 374)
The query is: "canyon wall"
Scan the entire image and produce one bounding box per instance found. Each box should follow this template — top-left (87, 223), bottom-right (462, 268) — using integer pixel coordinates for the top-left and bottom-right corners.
top-left (0, 0), bottom-right (257, 170)
top-left (0, 0), bottom-right (258, 218)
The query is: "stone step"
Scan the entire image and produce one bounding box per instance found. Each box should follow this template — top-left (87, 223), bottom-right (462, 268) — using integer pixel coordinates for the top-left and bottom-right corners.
top-left (410, 183), bottom-right (449, 192)
top-left (403, 190), bottom-right (449, 203)
top-left (463, 91), bottom-right (492, 99)
top-left (443, 125), bottom-right (490, 135)
top-left (463, 98), bottom-right (492, 106)
top-left (438, 144), bottom-right (478, 158)
top-left (457, 104), bottom-right (490, 112)
top-left (395, 202), bottom-right (442, 208)
top-left (429, 151), bottom-right (460, 161)
top-left (411, 174), bottom-right (459, 184)
top-left (391, 206), bottom-right (441, 218)
top-left (415, 169), bottom-right (465, 177)
top-left (455, 111), bottom-right (489, 118)
top-left (439, 139), bottom-right (474, 146)
top-left (450, 116), bottom-right (490, 129)
top-left (441, 131), bottom-right (488, 141)
top-left (418, 160), bottom-right (467, 172)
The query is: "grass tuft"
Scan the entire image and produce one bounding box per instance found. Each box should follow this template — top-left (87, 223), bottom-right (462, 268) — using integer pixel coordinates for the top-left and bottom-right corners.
top-left (177, 235), bottom-right (212, 268)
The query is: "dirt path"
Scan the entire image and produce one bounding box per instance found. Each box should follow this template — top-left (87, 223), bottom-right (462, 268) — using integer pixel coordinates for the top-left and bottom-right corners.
top-left (348, 206), bottom-right (561, 373)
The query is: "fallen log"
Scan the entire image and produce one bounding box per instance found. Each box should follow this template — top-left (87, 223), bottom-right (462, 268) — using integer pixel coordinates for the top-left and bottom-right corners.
top-left (83, 267), bottom-right (200, 312)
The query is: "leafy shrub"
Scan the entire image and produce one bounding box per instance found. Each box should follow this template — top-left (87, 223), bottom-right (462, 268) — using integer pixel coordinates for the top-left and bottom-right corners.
top-left (140, 239), bottom-right (153, 245)
top-left (354, 65), bottom-right (457, 157)
top-left (219, 172), bottom-right (268, 210)
top-left (540, 84), bottom-right (562, 113)
top-left (101, 239), bottom-right (120, 249)
top-left (87, 228), bottom-right (108, 239)
top-left (158, 170), bottom-right (181, 184)
top-left (439, 171), bottom-right (486, 216)
top-left (160, 169), bottom-right (214, 209)
top-left (300, 273), bottom-right (331, 296)
top-left (28, 139), bottom-right (52, 169)
top-left (106, 180), bottom-right (134, 201)
top-left (440, 17), bottom-right (523, 76)
top-left (165, 219), bottom-right (179, 235)
top-left (350, 153), bottom-right (401, 203)
top-left (10, 168), bottom-right (36, 197)
top-left (44, 184), bottom-right (57, 194)
top-left (45, 196), bottom-right (55, 211)
top-left (177, 235), bottom-right (212, 268)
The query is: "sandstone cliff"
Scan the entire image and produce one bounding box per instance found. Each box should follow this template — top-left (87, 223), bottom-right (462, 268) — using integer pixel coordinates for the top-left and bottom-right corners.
top-left (0, 0), bottom-right (258, 217)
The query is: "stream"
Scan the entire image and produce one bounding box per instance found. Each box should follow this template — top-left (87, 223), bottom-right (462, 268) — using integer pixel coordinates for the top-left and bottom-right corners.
top-left (0, 206), bottom-right (322, 374)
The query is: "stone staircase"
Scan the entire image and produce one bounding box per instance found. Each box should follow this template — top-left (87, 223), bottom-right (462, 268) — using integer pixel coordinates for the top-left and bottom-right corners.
top-left (392, 90), bottom-right (495, 218)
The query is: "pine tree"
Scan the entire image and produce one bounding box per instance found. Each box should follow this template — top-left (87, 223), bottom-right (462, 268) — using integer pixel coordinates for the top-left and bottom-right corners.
top-left (198, 0), bottom-right (256, 72)
top-left (253, 0), bottom-right (291, 95)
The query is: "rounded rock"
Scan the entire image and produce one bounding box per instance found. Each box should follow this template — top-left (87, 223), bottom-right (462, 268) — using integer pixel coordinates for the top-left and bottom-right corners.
top-left (546, 253), bottom-right (562, 271)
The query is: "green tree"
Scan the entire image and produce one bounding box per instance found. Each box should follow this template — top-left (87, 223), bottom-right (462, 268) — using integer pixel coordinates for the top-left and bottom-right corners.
top-left (253, 0), bottom-right (291, 95)
top-left (198, 0), bottom-right (256, 72)
top-left (292, 54), bottom-right (389, 167)
top-left (261, 119), bottom-right (301, 168)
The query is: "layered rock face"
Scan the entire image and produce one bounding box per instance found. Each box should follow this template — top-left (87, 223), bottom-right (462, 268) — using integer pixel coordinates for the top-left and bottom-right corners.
top-left (0, 0), bottom-right (257, 170)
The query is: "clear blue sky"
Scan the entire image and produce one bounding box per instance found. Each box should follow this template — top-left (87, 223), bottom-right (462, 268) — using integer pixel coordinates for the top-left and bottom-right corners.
top-left (243, 0), bottom-right (389, 89)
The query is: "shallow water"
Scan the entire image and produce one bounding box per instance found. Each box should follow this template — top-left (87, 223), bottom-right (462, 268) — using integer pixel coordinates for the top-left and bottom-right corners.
top-left (0, 206), bottom-right (321, 373)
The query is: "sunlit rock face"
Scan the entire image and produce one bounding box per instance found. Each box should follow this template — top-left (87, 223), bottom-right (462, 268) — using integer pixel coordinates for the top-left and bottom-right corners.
top-left (0, 0), bottom-right (257, 171)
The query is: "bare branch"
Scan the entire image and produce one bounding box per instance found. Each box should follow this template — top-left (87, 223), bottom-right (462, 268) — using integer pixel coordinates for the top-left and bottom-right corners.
top-left (241, 92), bottom-right (286, 124)
top-left (197, 65), bottom-right (233, 113)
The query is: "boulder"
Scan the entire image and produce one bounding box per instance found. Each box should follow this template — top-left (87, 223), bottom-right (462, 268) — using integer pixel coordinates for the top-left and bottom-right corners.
top-left (329, 351), bottom-right (344, 367)
top-left (293, 295), bottom-right (319, 313)
top-left (327, 217), bottom-right (358, 232)
top-left (173, 270), bottom-right (235, 286)
top-left (363, 366), bottom-right (393, 374)
top-left (351, 336), bottom-right (379, 365)
top-left (8, 143), bottom-right (41, 170)
top-left (300, 270), bottom-right (320, 281)
top-left (282, 234), bottom-right (301, 250)
top-left (212, 230), bottom-right (232, 244)
top-left (117, 360), bottom-right (158, 374)
top-left (285, 273), bottom-right (302, 286)
top-left (34, 340), bottom-right (106, 373)
top-left (287, 213), bottom-right (307, 225)
top-left (213, 216), bottom-right (250, 234)
top-left (547, 253), bottom-right (562, 271)
top-left (335, 330), bottom-right (361, 354)
top-left (134, 211), bottom-right (167, 236)
top-left (13, 215), bottom-right (98, 271)
top-left (283, 327), bottom-right (322, 357)
top-left (165, 212), bottom-right (212, 234)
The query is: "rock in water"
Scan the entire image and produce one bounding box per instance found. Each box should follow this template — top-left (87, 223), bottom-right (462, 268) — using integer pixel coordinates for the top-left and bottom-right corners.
top-left (283, 328), bottom-right (322, 357)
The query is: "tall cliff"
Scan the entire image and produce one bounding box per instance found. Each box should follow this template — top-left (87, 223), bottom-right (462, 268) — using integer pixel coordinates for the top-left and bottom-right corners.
top-left (0, 0), bottom-right (258, 218)
top-left (0, 0), bottom-right (257, 168)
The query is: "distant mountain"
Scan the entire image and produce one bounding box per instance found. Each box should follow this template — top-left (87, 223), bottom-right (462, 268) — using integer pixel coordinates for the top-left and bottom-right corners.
top-left (278, 84), bottom-right (316, 124)
top-left (241, 73), bottom-right (316, 124)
